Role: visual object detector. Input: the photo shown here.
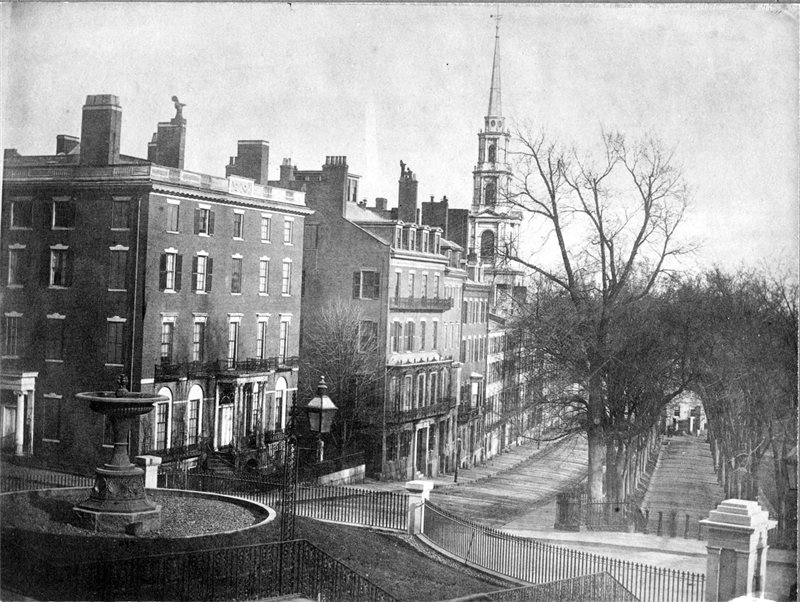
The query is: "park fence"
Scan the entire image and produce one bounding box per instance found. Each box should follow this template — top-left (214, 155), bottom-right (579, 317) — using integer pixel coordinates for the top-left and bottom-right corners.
top-left (480, 572), bottom-right (638, 602)
top-left (159, 469), bottom-right (408, 531)
top-left (1, 537), bottom-right (398, 602)
top-left (0, 469), bottom-right (92, 492)
top-left (423, 501), bottom-right (705, 602)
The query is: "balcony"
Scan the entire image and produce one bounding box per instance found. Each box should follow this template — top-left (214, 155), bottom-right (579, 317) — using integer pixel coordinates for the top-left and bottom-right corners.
top-left (154, 356), bottom-right (299, 382)
top-left (389, 296), bottom-right (454, 312)
top-left (457, 405), bottom-right (483, 424)
top-left (387, 399), bottom-right (454, 424)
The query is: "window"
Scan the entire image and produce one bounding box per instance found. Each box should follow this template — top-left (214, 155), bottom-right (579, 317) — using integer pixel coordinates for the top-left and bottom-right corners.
top-left (46, 316), bottom-right (65, 361)
top-left (402, 375), bottom-right (412, 409)
top-left (233, 211), bottom-right (244, 239)
top-left (192, 320), bottom-right (205, 363)
top-left (407, 273), bottom-right (415, 297)
top-left (10, 199), bottom-right (33, 229)
top-left (420, 320), bottom-right (426, 351)
top-left (187, 390), bottom-right (201, 446)
top-left (194, 207), bottom-right (215, 235)
top-left (256, 319), bottom-right (269, 359)
top-left (261, 215), bottom-right (272, 242)
top-left (405, 320), bottom-right (414, 352)
top-left (3, 314), bottom-right (20, 356)
top-left (422, 274), bottom-right (428, 298)
top-left (49, 247), bottom-right (73, 287)
top-left (353, 270), bottom-right (380, 299)
top-left (192, 255), bottom-right (213, 292)
top-left (160, 320), bottom-right (175, 364)
top-left (7, 246), bottom-right (26, 286)
top-left (108, 248), bottom-right (128, 290)
top-left (111, 198), bottom-right (130, 230)
top-left (166, 202), bottom-right (180, 232)
top-left (106, 319), bottom-right (125, 365)
top-left (359, 321), bottom-right (377, 353)
top-left (279, 319), bottom-right (290, 362)
top-left (391, 321), bottom-right (401, 353)
top-left (417, 374), bottom-right (426, 407)
top-left (227, 320), bottom-right (240, 366)
top-left (155, 403), bottom-right (169, 450)
top-left (432, 321), bottom-right (439, 350)
top-left (159, 251), bottom-right (182, 291)
top-left (433, 274), bottom-right (440, 298)
top-left (51, 200), bottom-right (75, 229)
top-left (259, 259), bottom-right (270, 294)
top-left (304, 225), bottom-right (320, 249)
top-left (283, 218), bottom-right (294, 244)
top-left (394, 273), bottom-right (401, 299)
top-left (43, 395), bottom-right (61, 441)
top-left (281, 260), bottom-right (292, 295)
top-left (231, 257), bottom-right (243, 293)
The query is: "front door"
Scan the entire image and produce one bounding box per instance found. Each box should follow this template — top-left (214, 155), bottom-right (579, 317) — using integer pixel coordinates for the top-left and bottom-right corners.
top-left (218, 405), bottom-right (233, 448)
top-left (1, 406), bottom-right (16, 451)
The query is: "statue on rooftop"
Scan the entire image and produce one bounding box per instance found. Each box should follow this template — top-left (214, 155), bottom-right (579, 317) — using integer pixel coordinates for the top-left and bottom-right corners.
top-left (171, 95), bottom-right (186, 121)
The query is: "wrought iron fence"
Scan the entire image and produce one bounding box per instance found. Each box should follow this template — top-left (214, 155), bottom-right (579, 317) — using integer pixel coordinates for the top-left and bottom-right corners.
top-left (482, 572), bottom-right (638, 602)
top-left (555, 489), bottom-right (647, 533)
top-left (154, 356), bottom-right (300, 381)
top-left (423, 501), bottom-right (705, 602)
top-left (158, 469), bottom-right (408, 531)
top-left (0, 469), bottom-right (93, 492)
top-left (1, 538), bottom-right (398, 602)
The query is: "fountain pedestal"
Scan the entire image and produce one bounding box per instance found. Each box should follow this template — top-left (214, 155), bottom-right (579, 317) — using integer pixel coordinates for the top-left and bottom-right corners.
top-left (73, 383), bottom-right (167, 534)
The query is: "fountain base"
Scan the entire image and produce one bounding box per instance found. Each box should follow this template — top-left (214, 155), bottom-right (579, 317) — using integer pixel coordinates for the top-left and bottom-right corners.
top-left (73, 465), bottom-right (162, 534)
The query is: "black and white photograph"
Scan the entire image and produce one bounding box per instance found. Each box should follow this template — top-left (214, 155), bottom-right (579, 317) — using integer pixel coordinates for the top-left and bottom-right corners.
top-left (1, 3), bottom-right (797, 601)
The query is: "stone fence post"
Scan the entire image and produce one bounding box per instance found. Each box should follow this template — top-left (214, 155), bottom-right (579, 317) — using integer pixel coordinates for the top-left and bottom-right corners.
top-left (405, 480), bottom-right (434, 536)
top-left (700, 499), bottom-right (776, 602)
top-left (134, 455), bottom-right (162, 489)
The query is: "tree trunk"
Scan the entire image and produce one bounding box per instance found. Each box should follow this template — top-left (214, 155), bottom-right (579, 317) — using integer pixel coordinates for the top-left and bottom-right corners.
top-left (587, 425), bottom-right (606, 500)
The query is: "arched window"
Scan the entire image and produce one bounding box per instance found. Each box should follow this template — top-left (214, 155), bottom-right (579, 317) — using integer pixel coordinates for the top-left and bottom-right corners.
top-left (155, 387), bottom-right (172, 451)
top-left (484, 180), bottom-right (496, 207)
top-left (487, 143), bottom-right (496, 163)
top-left (275, 377), bottom-right (288, 431)
top-left (187, 385), bottom-right (203, 446)
top-left (480, 230), bottom-right (496, 264)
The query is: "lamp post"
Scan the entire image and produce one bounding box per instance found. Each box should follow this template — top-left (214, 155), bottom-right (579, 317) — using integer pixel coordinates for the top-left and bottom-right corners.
top-left (280, 376), bottom-right (337, 542)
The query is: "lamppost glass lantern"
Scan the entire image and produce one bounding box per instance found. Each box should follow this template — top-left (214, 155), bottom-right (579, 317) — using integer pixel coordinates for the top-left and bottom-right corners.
top-left (306, 376), bottom-right (337, 434)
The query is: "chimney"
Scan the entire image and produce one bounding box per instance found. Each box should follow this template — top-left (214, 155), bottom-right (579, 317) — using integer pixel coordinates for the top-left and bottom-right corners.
top-left (225, 140), bottom-right (270, 184)
top-left (398, 160), bottom-right (418, 224)
top-left (56, 135), bottom-right (80, 155)
top-left (375, 197), bottom-right (388, 211)
top-left (147, 133), bottom-right (158, 162)
top-left (280, 157), bottom-right (295, 183)
top-left (80, 94), bottom-right (122, 166)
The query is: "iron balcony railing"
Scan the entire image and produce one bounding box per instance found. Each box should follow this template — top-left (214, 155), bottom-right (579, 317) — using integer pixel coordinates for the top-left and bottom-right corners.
top-left (154, 356), bottom-right (299, 382)
top-left (389, 295), bottom-right (454, 312)
top-left (387, 399), bottom-right (455, 424)
top-left (457, 405), bottom-right (483, 424)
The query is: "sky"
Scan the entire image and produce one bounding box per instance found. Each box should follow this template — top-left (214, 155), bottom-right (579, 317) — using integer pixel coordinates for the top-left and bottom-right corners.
top-left (2, 3), bottom-right (798, 275)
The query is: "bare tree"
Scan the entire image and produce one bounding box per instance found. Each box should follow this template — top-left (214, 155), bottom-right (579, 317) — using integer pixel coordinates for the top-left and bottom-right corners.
top-left (504, 129), bottom-right (693, 499)
top-left (299, 300), bottom-right (384, 452)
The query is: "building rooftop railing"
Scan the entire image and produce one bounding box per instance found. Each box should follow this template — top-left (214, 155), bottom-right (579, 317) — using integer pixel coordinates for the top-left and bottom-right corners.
top-left (3, 163), bottom-right (306, 208)
top-left (386, 399), bottom-right (455, 424)
top-left (154, 356), bottom-right (299, 382)
top-left (389, 296), bottom-right (454, 312)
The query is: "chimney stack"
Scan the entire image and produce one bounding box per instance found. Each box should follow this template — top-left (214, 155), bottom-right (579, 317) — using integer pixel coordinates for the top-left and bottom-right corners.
top-left (80, 94), bottom-right (122, 166)
top-left (56, 135), bottom-right (80, 155)
top-left (280, 157), bottom-right (295, 183)
top-left (149, 97), bottom-right (187, 169)
top-left (225, 140), bottom-right (270, 184)
top-left (398, 160), bottom-right (418, 224)
top-left (375, 197), bottom-right (388, 211)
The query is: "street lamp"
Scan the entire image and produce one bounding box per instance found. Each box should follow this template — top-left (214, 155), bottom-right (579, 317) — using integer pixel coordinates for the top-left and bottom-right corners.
top-left (280, 377), bottom-right (337, 542)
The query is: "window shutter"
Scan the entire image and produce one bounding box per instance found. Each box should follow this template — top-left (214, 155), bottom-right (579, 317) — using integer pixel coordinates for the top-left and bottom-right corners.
top-left (191, 256), bottom-right (198, 291)
top-left (42, 202), bottom-right (52, 230)
top-left (67, 202), bottom-right (76, 228)
top-left (65, 249), bottom-right (74, 286)
top-left (352, 272), bottom-right (361, 299)
top-left (208, 211), bottom-right (215, 235)
top-left (207, 258), bottom-right (213, 291)
top-left (194, 209), bottom-right (201, 234)
top-left (175, 255), bottom-right (183, 291)
top-left (158, 253), bottom-right (167, 290)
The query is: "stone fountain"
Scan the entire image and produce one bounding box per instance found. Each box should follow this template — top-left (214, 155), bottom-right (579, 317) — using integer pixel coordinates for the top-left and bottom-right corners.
top-left (73, 375), bottom-right (168, 534)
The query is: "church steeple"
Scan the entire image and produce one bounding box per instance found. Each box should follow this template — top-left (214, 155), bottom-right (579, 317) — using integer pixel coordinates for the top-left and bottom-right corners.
top-left (487, 15), bottom-right (502, 119)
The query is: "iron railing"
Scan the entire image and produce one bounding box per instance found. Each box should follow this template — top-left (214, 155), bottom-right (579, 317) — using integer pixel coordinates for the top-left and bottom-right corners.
top-left (0, 469), bottom-right (93, 492)
top-left (1, 538), bottom-right (398, 602)
top-left (555, 490), bottom-right (647, 533)
top-left (154, 356), bottom-right (299, 382)
top-left (423, 501), bottom-right (705, 602)
top-left (158, 470), bottom-right (408, 531)
top-left (458, 405), bottom-right (483, 424)
top-left (386, 400), bottom-right (454, 424)
top-left (482, 572), bottom-right (638, 602)
top-left (389, 296), bottom-right (453, 311)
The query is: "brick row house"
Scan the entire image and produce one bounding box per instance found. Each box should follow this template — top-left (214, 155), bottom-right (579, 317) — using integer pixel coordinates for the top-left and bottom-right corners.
top-left (1, 95), bottom-right (311, 472)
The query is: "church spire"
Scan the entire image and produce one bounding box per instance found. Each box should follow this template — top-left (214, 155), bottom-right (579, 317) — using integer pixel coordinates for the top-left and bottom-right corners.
top-left (487, 11), bottom-right (502, 118)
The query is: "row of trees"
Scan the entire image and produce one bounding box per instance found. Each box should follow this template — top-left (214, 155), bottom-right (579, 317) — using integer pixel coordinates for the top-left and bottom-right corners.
top-left (502, 127), bottom-right (797, 523)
